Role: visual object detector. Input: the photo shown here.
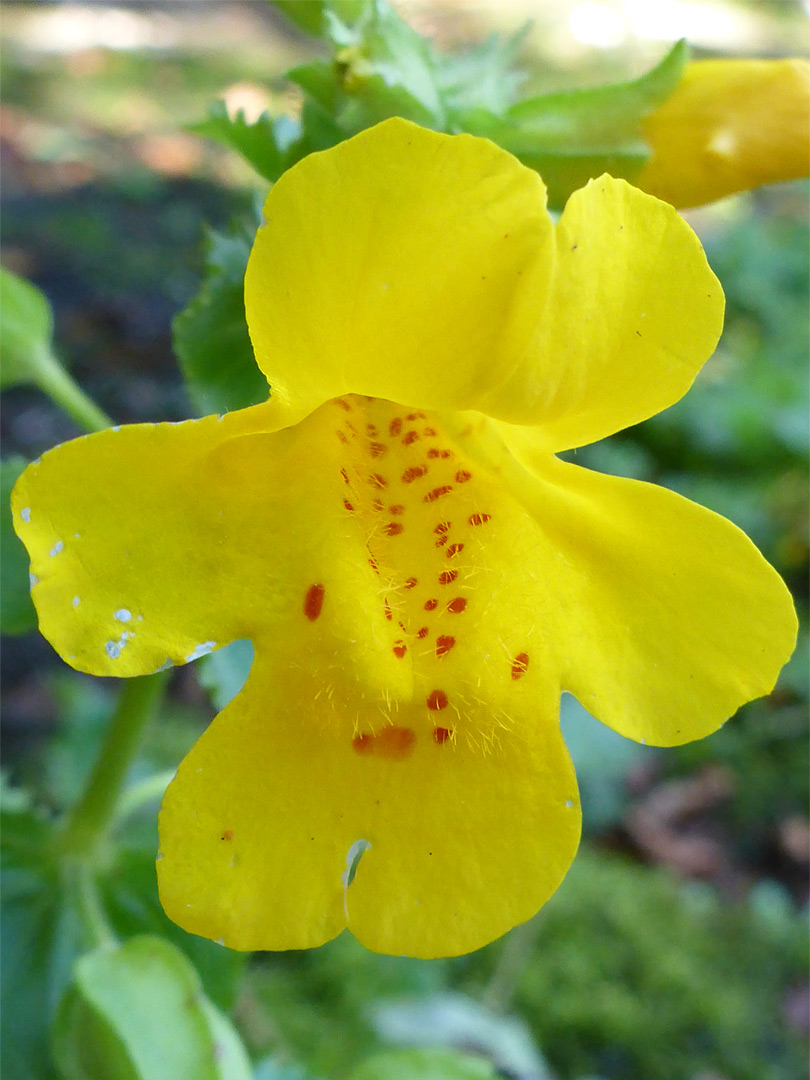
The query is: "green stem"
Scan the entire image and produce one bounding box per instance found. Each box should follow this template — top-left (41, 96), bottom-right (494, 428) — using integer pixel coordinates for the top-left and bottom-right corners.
top-left (35, 346), bottom-right (114, 433)
top-left (63, 672), bottom-right (170, 858)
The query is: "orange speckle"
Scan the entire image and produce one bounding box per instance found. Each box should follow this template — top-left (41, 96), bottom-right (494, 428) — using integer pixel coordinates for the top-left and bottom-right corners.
top-left (336, 430), bottom-right (348, 444)
top-left (366, 423), bottom-right (377, 435)
top-left (402, 430), bottom-right (420, 446)
top-left (404, 576), bottom-right (418, 589)
top-left (340, 468), bottom-right (350, 485)
top-left (221, 829), bottom-right (234, 841)
top-left (438, 570), bottom-right (458, 585)
top-left (417, 626), bottom-right (429, 639)
top-left (393, 641), bottom-right (407, 659)
top-left (343, 500), bottom-right (354, 512)
top-left (455, 470), bottom-right (472, 483)
top-left (434, 522), bottom-right (451, 534)
top-left (304, 584), bottom-right (325, 621)
top-left (384, 600), bottom-right (393, 621)
top-left (424, 486), bottom-right (453, 502)
top-left (369, 473), bottom-right (388, 489)
top-left (446, 543), bottom-right (464, 558)
top-left (406, 412), bottom-right (426, 421)
top-left (389, 504), bottom-right (404, 515)
top-left (353, 727), bottom-right (416, 760)
top-left (469, 512), bottom-right (491, 526)
top-left (511, 652), bottom-right (530, 680)
top-left (371, 498), bottom-right (384, 512)
top-left (402, 465), bottom-right (428, 483)
top-left (368, 558), bottom-right (379, 575)
top-left (433, 727), bottom-right (452, 745)
top-left (447, 597), bottom-right (467, 613)
top-left (353, 732), bottom-right (374, 754)
top-left (384, 522), bottom-right (404, 536)
top-left (435, 536), bottom-right (448, 547)
top-left (435, 635), bottom-right (455, 657)
top-left (369, 441), bottom-right (386, 458)
top-left (427, 690), bottom-right (449, 711)
top-left (389, 417), bottom-right (403, 437)
top-left (423, 427), bottom-right (437, 437)
top-left (335, 398), bottom-right (352, 412)
top-left (424, 598), bottom-right (438, 611)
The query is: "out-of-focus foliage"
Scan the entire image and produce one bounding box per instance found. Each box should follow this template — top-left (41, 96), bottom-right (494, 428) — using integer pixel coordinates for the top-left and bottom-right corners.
top-left (1, 455), bottom-right (37, 634)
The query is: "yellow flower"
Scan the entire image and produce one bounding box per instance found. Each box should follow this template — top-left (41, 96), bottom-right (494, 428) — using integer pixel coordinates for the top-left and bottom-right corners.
top-left (12, 119), bottom-right (796, 958)
top-left (640, 59), bottom-right (810, 208)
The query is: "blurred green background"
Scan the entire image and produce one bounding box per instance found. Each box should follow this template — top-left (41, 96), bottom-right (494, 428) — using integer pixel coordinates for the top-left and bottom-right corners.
top-left (1, 2), bottom-right (807, 1079)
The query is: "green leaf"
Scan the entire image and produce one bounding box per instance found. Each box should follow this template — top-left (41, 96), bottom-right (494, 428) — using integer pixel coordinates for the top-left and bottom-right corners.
top-left (173, 223), bottom-right (269, 417)
top-left (1, 455), bottom-right (37, 635)
top-left (52, 936), bottom-right (252, 1080)
top-left (437, 26), bottom-right (528, 118)
top-left (189, 101), bottom-right (291, 184)
top-left (0, 265), bottom-right (54, 389)
top-left (463, 39), bottom-right (689, 209)
top-left (349, 1048), bottom-right (498, 1080)
top-left (198, 639), bottom-right (254, 711)
top-left (273, 0), bottom-right (367, 37)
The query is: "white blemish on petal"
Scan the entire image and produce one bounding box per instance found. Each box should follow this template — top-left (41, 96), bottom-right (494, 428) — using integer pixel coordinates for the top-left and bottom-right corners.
top-left (114, 608), bottom-right (132, 622)
top-left (155, 853), bottom-right (164, 861)
top-left (122, 631), bottom-right (135, 640)
top-left (29, 572), bottom-right (39, 587)
top-left (341, 838), bottom-right (371, 919)
top-left (73, 596), bottom-right (80, 607)
top-left (105, 641), bottom-right (122, 659)
top-left (137, 615), bottom-right (143, 622)
top-left (641, 738), bottom-right (647, 745)
top-left (154, 659), bottom-right (174, 673)
top-left (50, 541), bottom-right (64, 557)
top-left (74, 532), bottom-right (81, 539)
top-left (21, 507), bottom-right (31, 523)
top-left (565, 799), bottom-right (574, 809)
top-left (215, 938), bottom-right (225, 946)
top-left (381, 282), bottom-right (389, 291)
top-left (112, 425), bottom-right (121, 432)
top-left (185, 641), bottom-right (216, 662)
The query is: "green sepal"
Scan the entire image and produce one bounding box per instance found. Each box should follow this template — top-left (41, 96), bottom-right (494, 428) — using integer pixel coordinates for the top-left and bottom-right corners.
top-left (462, 39), bottom-right (689, 209)
top-left (173, 222), bottom-right (269, 417)
top-left (189, 101), bottom-right (294, 184)
top-left (1, 455), bottom-right (37, 635)
top-left (0, 265), bottom-right (56, 389)
top-left (51, 936), bottom-right (252, 1080)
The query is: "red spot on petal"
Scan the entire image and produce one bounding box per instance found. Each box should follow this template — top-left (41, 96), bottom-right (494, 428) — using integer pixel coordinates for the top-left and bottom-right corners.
top-left (221, 829), bottom-right (234, 841)
top-left (435, 635), bottom-right (455, 657)
top-left (389, 504), bottom-right (404, 515)
top-left (368, 558), bottom-right (379, 574)
top-left (427, 690), bottom-right (448, 711)
top-left (353, 732), bottom-right (374, 754)
top-left (446, 544), bottom-right (464, 558)
top-left (393, 641), bottom-right (407, 659)
top-left (433, 727), bottom-right (452, 744)
top-left (389, 417), bottom-right (403, 437)
top-left (447, 597), bottom-right (467, 613)
top-left (424, 486), bottom-right (453, 502)
top-left (354, 727), bottom-right (416, 760)
top-left (402, 430), bottom-right (420, 445)
top-left (455, 470), bottom-right (472, 483)
top-left (438, 570), bottom-right (458, 585)
top-left (340, 468), bottom-right (350, 485)
top-left (428, 447), bottom-right (452, 459)
top-left (423, 427), bottom-right (437, 437)
top-left (371, 498), bottom-right (384, 512)
top-left (417, 626), bottom-right (429, 638)
top-left (435, 536), bottom-right (448, 547)
top-left (406, 412), bottom-right (426, 421)
top-left (369, 473), bottom-right (388, 489)
top-left (404, 576), bottom-right (418, 589)
top-left (336, 430), bottom-right (348, 444)
top-left (336, 398), bottom-right (352, 412)
top-left (343, 500), bottom-right (354, 512)
top-left (402, 465), bottom-right (428, 483)
top-left (304, 584), bottom-right (325, 621)
top-left (511, 652), bottom-right (530, 680)
top-left (468, 512), bottom-right (491, 526)
top-left (434, 522), bottom-right (451, 534)
top-left (424, 598), bottom-right (438, 611)
top-left (384, 601), bottom-right (393, 620)
top-left (366, 422), bottom-right (377, 435)
top-left (384, 521), bottom-right (404, 536)
top-left (369, 441), bottom-right (386, 458)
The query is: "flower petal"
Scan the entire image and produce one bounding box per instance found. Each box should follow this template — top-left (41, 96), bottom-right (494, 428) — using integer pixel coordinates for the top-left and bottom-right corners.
top-left (639, 59), bottom-right (810, 208)
top-left (483, 433), bottom-right (798, 745)
top-left (246, 119), bottom-right (722, 448)
top-left (157, 651), bottom-right (580, 958)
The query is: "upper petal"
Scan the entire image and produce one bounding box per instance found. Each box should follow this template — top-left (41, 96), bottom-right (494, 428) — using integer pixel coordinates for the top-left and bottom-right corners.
top-left (245, 118), bottom-right (723, 448)
top-left (639, 59), bottom-right (810, 208)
